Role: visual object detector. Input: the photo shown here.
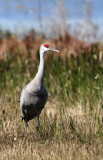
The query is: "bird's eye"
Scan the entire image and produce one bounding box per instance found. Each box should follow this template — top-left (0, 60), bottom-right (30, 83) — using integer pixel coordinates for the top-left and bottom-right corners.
top-left (43, 44), bottom-right (49, 48)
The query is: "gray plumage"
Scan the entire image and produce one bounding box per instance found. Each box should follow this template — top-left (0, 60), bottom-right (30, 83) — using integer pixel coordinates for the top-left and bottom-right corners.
top-left (19, 43), bottom-right (59, 138)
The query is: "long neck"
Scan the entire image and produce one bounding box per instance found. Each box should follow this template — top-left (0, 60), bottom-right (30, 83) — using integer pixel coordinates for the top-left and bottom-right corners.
top-left (27, 50), bottom-right (45, 92)
top-left (35, 49), bottom-right (44, 85)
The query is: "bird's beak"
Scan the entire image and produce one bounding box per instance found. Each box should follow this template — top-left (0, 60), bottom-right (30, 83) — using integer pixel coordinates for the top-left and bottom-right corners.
top-left (49, 47), bottom-right (59, 53)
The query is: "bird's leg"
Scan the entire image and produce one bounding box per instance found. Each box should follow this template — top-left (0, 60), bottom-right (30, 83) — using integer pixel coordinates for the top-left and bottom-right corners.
top-left (24, 121), bottom-right (28, 139)
top-left (36, 115), bottom-right (40, 141)
top-left (24, 109), bottom-right (28, 139)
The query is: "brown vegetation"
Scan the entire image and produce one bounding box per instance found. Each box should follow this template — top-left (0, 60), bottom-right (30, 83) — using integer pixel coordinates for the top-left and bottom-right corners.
top-left (0, 30), bottom-right (90, 60)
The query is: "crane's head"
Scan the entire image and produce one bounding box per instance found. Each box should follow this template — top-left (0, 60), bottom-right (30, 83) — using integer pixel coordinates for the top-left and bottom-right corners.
top-left (40, 43), bottom-right (59, 53)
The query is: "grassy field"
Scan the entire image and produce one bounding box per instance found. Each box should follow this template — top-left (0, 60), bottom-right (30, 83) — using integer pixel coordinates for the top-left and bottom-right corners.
top-left (0, 40), bottom-right (103, 160)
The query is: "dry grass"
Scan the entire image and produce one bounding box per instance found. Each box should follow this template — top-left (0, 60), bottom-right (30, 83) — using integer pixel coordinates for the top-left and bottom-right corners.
top-left (1, 139), bottom-right (103, 160)
top-left (0, 90), bottom-right (103, 160)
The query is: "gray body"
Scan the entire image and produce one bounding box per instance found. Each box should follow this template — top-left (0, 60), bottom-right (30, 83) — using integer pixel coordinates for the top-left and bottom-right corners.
top-left (20, 83), bottom-right (48, 122)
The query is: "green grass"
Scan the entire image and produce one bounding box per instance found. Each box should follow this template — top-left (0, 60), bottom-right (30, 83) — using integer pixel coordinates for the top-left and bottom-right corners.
top-left (0, 47), bottom-right (103, 159)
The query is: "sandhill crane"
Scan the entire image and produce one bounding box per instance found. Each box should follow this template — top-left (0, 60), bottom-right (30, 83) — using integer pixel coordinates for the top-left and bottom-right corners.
top-left (20, 43), bottom-right (59, 138)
